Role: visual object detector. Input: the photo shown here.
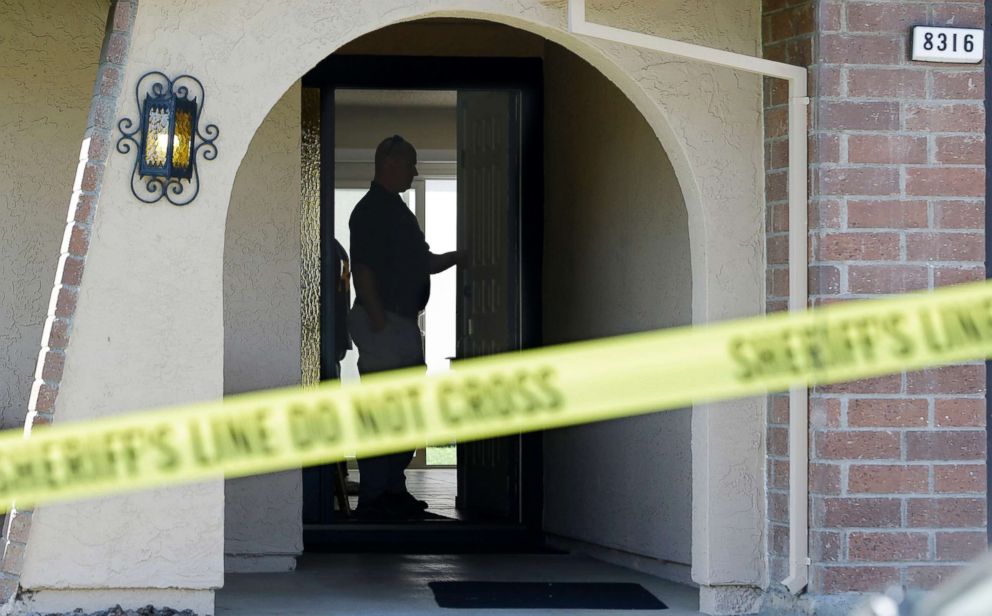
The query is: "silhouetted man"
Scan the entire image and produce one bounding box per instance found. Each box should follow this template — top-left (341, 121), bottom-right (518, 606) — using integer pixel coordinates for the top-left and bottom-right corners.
top-left (349, 135), bottom-right (458, 518)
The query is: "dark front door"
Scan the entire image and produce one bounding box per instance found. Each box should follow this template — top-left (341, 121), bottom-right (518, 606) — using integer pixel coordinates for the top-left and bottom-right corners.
top-left (454, 90), bottom-right (522, 520)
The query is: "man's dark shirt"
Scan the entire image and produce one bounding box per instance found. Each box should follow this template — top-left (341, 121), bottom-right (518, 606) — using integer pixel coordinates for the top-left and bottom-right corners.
top-left (350, 181), bottom-right (430, 318)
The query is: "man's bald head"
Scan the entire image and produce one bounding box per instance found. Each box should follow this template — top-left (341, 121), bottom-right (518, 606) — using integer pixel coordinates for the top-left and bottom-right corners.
top-left (373, 135), bottom-right (418, 193)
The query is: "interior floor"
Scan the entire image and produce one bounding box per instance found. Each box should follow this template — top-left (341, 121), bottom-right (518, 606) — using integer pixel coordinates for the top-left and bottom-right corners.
top-left (345, 468), bottom-right (460, 520)
top-left (217, 553), bottom-right (701, 615)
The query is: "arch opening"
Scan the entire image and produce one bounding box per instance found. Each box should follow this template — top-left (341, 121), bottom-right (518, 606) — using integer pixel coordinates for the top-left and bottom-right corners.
top-left (222, 16), bottom-right (695, 595)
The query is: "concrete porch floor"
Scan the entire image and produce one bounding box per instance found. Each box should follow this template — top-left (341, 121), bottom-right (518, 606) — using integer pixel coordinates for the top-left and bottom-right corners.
top-left (217, 552), bottom-right (701, 615)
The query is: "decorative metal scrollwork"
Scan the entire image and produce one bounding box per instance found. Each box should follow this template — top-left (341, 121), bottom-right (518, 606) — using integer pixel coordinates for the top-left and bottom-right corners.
top-left (116, 71), bottom-right (219, 206)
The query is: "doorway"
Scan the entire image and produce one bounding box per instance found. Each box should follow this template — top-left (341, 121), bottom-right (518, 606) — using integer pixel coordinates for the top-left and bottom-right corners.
top-left (300, 55), bottom-right (545, 549)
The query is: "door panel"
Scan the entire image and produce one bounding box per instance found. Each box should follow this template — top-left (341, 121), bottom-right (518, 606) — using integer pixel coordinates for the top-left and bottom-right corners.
top-left (455, 90), bottom-right (521, 520)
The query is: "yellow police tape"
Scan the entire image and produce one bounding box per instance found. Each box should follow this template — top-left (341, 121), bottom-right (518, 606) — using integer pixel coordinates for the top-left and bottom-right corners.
top-left (4, 279), bottom-right (992, 512)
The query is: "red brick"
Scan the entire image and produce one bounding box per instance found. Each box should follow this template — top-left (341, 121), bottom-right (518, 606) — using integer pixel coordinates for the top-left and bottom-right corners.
top-left (765, 107), bottom-right (789, 139)
top-left (73, 193), bottom-right (97, 224)
top-left (767, 3), bottom-right (814, 42)
top-left (771, 459), bottom-right (790, 490)
top-left (849, 532), bottom-right (929, 561)
top-left (907, 431), bottom-right (986, 461)
top-left (821, 101), bottom-right (900, 131)
top-left (811, 66), bottom-right (842, 97)
top-left (849, 399), bottom-right (928, 428)
top-left (817, 374), bottom-right (902, 394)
top-left (908, 497), bottom-right (987, 528)
top-left (767, 234), bottom-right (789, 265)
top-left (765, 77), bottom-right (789, 107)
top-left (816, 232), bottom-right (900, 261)
top-left (907, 365), bottom-right (985, 395)
top-left (45, 317), bottom-right (70, 349)
top-left (112, 0), bottom-right (133, 31)
top-left (819, 34), bottom-right (902, 64)
top-left (770, 491), bottom-right (789, 523)
top-left (768, 426), bottom-right (789, 457)
top-left (932, 4), bottom-right (985, 29)
top-left (53, 286), bottom-right (78, 318)
top-left (931, 70), bottom-right (985, 100)
top-left (848, 135), bottom-right (927, 164)
top-left (811, 133), bottom-right (841, 163)
top-left (846, 2), bottom-right (928, 33)
top-left (60, 256), bottom-right (84, 287)
top-left (847, 200), bottom-right (928, 229)
top-left (934, 464), bottom-right (986, 494)
top-left (816, 431), bottom-right (900, 460)
top-left (770, 395), bottom-right (790, 425)
top-left (811, 462), bottom-right (842, 495)
top-left (96, 65), bottom-right (121, 98)
top-left (815, 566), bottom-right (901, 593)
top-left (84, 131), bottom-right (109, 162)
top-left (1, 543), bottom-right (25, 576)
top-left (907, 566), bottom-right (964, 590)
top-left (811, 530), bottom-right (841, 562)
top-left (935, 201), bottom-right (983, 230)
top-left (768, 267), bottom-right (789, 298)
top-left (79, 162), bottom-right (100, 192)
top-left (936, 531), bottom-right (988, 561)
top-left (906, 168), bottom-right (984, 198)
top-left (770, 523), bottom-right (789, 555)
top-left (848, 68), bottom-right (927, 99)
top-left (105, 31), bottom-right (129, 65)
top-left (766, 170), bottom-right (788, 203)
top-left (935, 136), bottom-right (985, 165)
top-left (810, 198), bottom-right (842, 229)
top-left (906, 232), bottom-right (984, 261)
top-left (818, 167), bottom-right (899, 196)
top-left (935, 266), bottom-right (985, 287)
top-left (935, 399), bottom-right (985, 427)
top-left (40, 351), bottom-right (65, 382)
top-left (30, 383), bottom-right (58, 413)
top-left (66, 224), bottom-right (91, 257)
top-left (810, 265), bottom-right (841, 295)
top-left (904, 103), bottom-right (984, 132)
top-left (849, 265), bottom-right (928, 294)
top-left (811, 398), bottom-right (841, 428)
top-left (849, 464), bottom-right (929, 494)
top-left (819, 497), bottom-right (901, 528)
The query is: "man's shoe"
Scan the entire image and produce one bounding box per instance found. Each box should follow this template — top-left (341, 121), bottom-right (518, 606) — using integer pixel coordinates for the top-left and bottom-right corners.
top-left (385, 491), bottom-right (429, 515)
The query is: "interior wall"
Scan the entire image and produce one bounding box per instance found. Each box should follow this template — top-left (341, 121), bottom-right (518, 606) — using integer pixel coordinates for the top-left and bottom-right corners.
top-left (542, 42), bottom-right (693, 578)
top-left (336, 104), bottom-right (456, 152)
top-left (222, 83), bottom-right (304, 570)
top-left (0, 0), bottom-right (106, 429)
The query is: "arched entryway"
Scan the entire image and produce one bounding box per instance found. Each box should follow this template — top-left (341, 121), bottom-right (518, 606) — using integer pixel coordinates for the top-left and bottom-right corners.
top-left (17, 3), bottom-right (766, 614)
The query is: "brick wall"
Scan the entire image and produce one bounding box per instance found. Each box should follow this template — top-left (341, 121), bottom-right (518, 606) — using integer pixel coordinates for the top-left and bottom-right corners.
top-left (764, 0), bottom-right (987, 595)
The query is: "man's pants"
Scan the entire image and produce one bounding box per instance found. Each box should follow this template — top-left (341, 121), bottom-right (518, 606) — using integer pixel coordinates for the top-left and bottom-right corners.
top-left (349, 305), bottom-right (425, 506)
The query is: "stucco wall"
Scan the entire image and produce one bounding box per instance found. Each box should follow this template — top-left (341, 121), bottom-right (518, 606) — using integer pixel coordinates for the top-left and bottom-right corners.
top-left (16, 0), bottom-right (765, 609)
top-left (542, 42), bottom-right (693, 574)
top-left (222, 84), bottom-right (304, 569)
top-left (0, 0), bottom-right (106, 429)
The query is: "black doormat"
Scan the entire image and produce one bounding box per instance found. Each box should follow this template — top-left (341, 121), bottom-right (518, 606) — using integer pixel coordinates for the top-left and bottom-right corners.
top-left (429, 581), bottom-right (668, 610)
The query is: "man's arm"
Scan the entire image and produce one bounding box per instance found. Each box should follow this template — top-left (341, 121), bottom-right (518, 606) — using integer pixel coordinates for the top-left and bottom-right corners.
top-left (428, 251), bottom-right (460, 274)
top-left (352, 263), bottom-right (387, 332)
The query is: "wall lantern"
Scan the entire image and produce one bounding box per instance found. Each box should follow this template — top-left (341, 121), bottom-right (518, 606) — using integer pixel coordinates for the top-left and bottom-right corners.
top-left (117, 72), bottom-right (218, 206)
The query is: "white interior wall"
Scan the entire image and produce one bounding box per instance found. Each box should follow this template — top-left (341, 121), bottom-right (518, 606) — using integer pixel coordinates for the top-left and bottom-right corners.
top-left (0, 0), bottom-right (106, 429)
top-left (542, 42), bottom-right (693, 580)
top-left (222, 84), bottom-right (304, 571)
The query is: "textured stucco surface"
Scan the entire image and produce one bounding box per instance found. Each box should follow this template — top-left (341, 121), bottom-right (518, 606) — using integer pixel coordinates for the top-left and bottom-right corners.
top-left (16, 0), bottom-right (765, 605)
top-left (0, 0), bottom-right (107, 429)
top-left (542, 41), bottom-right (692, 574)
top-left (222, 84), bottom-right (303, 566)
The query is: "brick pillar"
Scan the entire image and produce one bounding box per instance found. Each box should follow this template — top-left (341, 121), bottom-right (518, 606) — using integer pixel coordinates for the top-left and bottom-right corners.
top-left (0, 0), bottom-right (138, 604)
top-left (765, 0), bottom-right (987, 596)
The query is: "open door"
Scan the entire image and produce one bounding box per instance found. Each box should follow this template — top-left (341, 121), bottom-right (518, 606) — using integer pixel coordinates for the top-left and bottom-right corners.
top-left (455, 90), bottom-right (522, 520)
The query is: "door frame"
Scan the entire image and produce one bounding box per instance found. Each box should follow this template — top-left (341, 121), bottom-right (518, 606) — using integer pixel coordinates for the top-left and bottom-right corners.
top-left (303, 55), bottom-right (545, 532)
